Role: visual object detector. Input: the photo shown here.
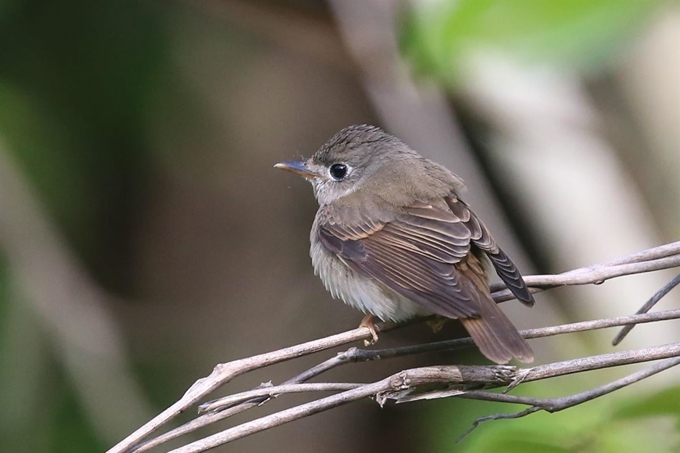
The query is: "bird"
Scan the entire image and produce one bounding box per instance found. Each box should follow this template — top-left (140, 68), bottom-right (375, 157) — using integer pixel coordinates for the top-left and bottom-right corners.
top-left (275, 124), bottom-right (534, 364)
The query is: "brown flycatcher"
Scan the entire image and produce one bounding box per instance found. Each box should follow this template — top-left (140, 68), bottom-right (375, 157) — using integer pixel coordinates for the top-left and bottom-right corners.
top-left (276, 125), bottom-right (534, 364)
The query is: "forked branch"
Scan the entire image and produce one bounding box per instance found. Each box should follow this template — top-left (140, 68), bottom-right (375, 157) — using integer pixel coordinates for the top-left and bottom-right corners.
top-left (108, 242), bottom-right (680, 453)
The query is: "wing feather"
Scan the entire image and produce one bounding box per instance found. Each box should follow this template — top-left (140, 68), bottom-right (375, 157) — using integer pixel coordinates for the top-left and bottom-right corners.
top-left (317, 194), bottom-right (534, 363)
top-left (445, 197), bottom-right (535, 306)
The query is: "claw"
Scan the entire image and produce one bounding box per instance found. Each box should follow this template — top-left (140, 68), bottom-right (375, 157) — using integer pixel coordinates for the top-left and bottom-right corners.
top-left (426, 316), bottom-right (447, 334)
top-left (359, 314), bottom-right (379, 345)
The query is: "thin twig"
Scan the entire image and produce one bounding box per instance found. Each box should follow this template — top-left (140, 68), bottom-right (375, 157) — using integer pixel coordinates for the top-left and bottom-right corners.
top-left (456, 407), bottom-right (541, 442)
top-left (599, 242), bottom-right (680, 266)
top-left (132, 307), bottom-right (680, 453)
top-left (345, 308), bottom-right (680, 365)
top-left (109, 321), bottom-right (399, 453)
top-left (198, 308), bottom-right (680, 415)
top-left (612, 273), bottom-right (680, 345)
top-left (457, 355), bottom-right (680, 440)
top-left (198, 383), bottom-right (363, 413)
top-left (490, 242), bottom-right (680, 301)
top-left (109, 244), bottom-right (680, 453)
top-left (169, 344), bottom-right (680, 452)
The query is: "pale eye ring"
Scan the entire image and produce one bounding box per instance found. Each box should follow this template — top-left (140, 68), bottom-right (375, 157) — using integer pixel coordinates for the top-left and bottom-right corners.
top-left (329, 163), bottom-right (348, 180)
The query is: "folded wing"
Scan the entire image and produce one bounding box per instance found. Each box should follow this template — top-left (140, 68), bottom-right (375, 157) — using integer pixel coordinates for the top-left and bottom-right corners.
top-left (318, 195), bottom-right (533, 363)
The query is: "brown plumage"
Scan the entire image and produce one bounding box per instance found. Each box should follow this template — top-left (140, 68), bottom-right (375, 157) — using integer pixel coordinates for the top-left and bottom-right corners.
top-left (318, 195), bottom-right (533, 363)
top-left (276, 124), bottom-right (535, 364)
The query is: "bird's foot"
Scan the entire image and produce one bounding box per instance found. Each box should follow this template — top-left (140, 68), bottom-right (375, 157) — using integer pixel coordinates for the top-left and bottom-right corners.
top-left (360, 314), bottom-right (379, 346)
top-left (426, 316), bottom-right (447, 334)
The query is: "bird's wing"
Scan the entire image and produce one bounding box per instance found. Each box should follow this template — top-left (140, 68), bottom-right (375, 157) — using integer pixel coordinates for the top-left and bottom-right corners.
top-left (319, 195), bottom-right (533, 318)
top-left (318, 195), bottom-right (535, 364)
top-left (444, 197), bottom-right (535, 307)
top-left (318, 196), bottom-right (480, 319)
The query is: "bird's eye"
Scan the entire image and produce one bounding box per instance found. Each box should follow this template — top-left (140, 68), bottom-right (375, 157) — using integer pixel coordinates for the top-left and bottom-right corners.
top-left (329, 163), bottom-right (348, 180)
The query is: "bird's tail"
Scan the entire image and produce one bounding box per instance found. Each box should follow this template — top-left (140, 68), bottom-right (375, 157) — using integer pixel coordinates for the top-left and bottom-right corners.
top-left (460, 297), bottom-right (534, 364)
top-left (458, 253), bottom-right (534, 364)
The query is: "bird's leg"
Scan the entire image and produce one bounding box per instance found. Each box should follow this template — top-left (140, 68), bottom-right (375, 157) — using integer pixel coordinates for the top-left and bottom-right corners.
top-left (426, 316), bottom-right (448, 334)
top-left (359, 314), bottom-right (379, 345)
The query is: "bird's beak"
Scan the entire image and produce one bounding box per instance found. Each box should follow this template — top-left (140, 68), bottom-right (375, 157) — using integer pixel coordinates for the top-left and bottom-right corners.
top-left (274, 160), bottom-right (318, 179)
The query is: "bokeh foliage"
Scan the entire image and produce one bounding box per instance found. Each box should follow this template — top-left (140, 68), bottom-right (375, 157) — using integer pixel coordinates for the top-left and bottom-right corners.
top-left (404, 2), bottom-right (679, 451)
top-left (0, 1), bottom-right (677, 452)
top-left (427, 384), bottom-right (680, 453)
top-left (404, 0), bottom-right (663, 81)
top-left (0, 1), bottom-right (166, 452)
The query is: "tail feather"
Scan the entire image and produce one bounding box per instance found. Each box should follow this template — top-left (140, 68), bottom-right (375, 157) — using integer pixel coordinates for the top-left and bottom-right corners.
top-left (456, 253), bottom-right (534, 364)
top-left (461, 307), bottom-right (533, 364)
top-left (460, 317), bottom-right (514, 364)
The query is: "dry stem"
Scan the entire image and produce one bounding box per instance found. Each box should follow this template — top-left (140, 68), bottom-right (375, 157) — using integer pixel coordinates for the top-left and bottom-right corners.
top-left (107, 242), bottom-right (680, 453)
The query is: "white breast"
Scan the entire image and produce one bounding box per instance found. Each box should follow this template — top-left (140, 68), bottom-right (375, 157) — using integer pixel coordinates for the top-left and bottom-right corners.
top-left (309, 229), bottom-right (430, 322)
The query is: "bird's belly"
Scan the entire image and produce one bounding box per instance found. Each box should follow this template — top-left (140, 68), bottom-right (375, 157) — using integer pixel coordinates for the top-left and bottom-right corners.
top-left (310, 240), bottom-right (430, 322)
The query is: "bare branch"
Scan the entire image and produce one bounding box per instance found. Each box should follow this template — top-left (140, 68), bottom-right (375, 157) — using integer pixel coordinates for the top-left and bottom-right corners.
top-left (612, 273), bottom-right (680, 345)
top-left (195, 307), bottom-right (680, 416)
top-left (341, 309), bottom-right (680, 367)
top-left (456, 406), bottom-right (541, 443)
top-left (130, 309), bottom-right (680, 453)
top-left (457, 355), bottom-right (680, 440)
top-left (599, 242), bottom-right (680, 266)
top-left (129, 306), bottom-right (680, 453)
top-left (198, 383), bottom-right (363, 413)
top-left (108, 243), bottom-right (680, 453)
top-left (490, 242), bottom-right (680, 301)
top-left (109, 321), bottom-right (405, 453)
top-left (461, 356), bottom-right (680, 410)
top-left (169, 344), bottom-right (680, 452)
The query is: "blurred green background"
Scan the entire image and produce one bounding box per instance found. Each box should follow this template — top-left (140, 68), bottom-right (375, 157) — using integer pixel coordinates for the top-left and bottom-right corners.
top-left (0, 1), bottom-right (678, 452)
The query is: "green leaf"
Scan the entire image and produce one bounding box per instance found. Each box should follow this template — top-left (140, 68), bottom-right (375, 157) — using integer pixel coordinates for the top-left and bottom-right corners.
top-left (403, 0), bottom-right (662, 81)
